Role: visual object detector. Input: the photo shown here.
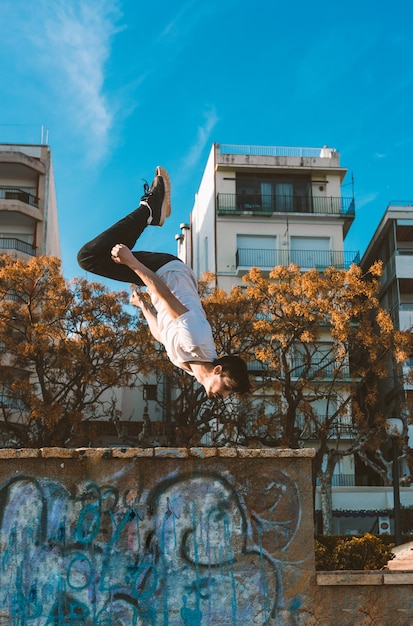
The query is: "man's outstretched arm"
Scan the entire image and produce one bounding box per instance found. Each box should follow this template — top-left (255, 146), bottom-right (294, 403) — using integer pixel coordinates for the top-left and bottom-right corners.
top-left (111, 244), bottom-right (188, 320)
top-left (130, 289), bottom-right (162, 341)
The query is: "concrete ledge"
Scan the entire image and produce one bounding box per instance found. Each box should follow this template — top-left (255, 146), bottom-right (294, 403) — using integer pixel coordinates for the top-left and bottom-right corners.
top-left (154, 448), bottom-right (189, 458)
top-left (217, 448), bottom-right (238, 457)
top-left (0, 446), bottom-right (316, 459)
top-left (111, 447), bottom-right (153, 458)
top-left (41, 447), bottom-right (77, 458)
top-left (317, 571), bottom-right (413, 586)
top-left (0, 448), bottom-right (39, 458)
top-left (383, 571), bottom-right (413, 585)
top-left (188, 447), bottom-right (218, 458)
top-left (317, 571), bottom-right (383, 585)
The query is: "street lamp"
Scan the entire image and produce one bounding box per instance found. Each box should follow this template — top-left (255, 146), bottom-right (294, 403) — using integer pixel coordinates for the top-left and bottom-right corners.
top-left (385, 417), bottom-right (404, 546)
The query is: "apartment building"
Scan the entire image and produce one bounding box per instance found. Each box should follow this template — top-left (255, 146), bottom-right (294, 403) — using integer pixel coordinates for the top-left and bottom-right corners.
top-left (0, 137), bottom-right (60, 260)
top-left (178, 143), bottom-right (358, 289)
top-left (0, 133), bottom-right (169, 447)
top-left (360, 203), bottom-right (413, 420)
top-left (178, 143), bottom-right (413, 534)
top-left (0, 134), bottom-right (60, 436)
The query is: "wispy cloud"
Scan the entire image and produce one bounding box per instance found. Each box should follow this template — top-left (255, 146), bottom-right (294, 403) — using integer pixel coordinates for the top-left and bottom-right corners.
top-left (356, 192), bottom-right (379, 210)
top-left (156, 0), bottom-right (212, 45)
top-left (46, 0), bottom-right (122, 163)
top-left (181, 106), bottom-right (219, 170)
top-left (20, 0), bottom-right (122, 164)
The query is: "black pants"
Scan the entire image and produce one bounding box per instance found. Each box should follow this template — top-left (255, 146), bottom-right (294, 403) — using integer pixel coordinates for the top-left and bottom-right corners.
top-left (77, 205), bottom-right (179, 286)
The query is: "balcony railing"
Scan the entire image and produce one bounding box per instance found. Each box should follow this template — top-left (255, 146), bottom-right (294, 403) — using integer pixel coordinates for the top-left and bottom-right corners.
top-left (297, 414), bottom-right (354, 440)
top-left (291, 357), bottom-right (350, 380)
top-left (316, 474), bottom-right (355, 487)
top-left (217, 193), bottom-right (355, 217)
top-left (0, 187), bottom-right (39, 208)
top-left (0, 238), bottom-right (36, 256)
top-left (236, 248), bottom-right (360, 270)
top-left (219, 144), bottom-right (333, 158)
top-left (0, 124), bottom-right (48, 145)
top-left (0, 393), bottom-right (26, 411)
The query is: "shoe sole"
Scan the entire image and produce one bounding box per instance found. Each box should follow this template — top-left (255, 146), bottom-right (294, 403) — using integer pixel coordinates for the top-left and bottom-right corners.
top-left (155, 166), bottom-right (171, 226)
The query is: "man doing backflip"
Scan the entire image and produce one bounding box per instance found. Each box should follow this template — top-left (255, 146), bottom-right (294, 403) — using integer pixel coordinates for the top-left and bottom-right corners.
top-left (77, 167), bottom-right (250, 399)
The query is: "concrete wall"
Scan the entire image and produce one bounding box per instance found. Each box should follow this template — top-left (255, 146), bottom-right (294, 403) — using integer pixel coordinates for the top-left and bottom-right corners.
top-left (0, 447), bottom-right (314, 624)
top-left (315, 571), bottom-right (413, 625)
top-left (0, 447), bottom-right (412, 625)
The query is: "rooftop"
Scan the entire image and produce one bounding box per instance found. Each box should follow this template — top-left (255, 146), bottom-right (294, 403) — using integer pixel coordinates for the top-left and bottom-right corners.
top-left (0, 124), bottom-right (48, 146)
top-left (214, 143), bottom-right (345, 177)
top-left (218, 143), bottom-right (337, 158)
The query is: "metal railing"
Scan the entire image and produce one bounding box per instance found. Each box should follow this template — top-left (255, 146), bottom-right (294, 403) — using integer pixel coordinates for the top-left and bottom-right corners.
top-left (0, 124), bottom-right (48, 145)
top-left (217, 193), bottom-right (355, 217)
top-left (0, 238), bottom-right (36, 256)
top-left (246, 357), bottom-right (351, 381)
top-left (0, 394), bottom-right (26, 411)
top-left (0, 188), bottom-right (39, 208)
top-left (315, 474), bottom-right (355, 487)
top-left (219, 144), bottom-right (335, 158)
top-left (387, 200), bottom-right (413, 207)
top-left (236, 248), bottom-right (360, 270)
top-left (291, 357), bottom-right (350, 379)
top-left (297, 414), bottom-right (354, 440)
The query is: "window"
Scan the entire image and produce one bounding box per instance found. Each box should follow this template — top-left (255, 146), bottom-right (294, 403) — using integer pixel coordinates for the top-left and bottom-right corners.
top-left (237, 235), bottom-right (277, 269)
top-left (290, 236), bottom-right (330, 269)
top-left (236, 174), bottom-right (311, 213)
top-left (143, 384), bottom-right (157, 402)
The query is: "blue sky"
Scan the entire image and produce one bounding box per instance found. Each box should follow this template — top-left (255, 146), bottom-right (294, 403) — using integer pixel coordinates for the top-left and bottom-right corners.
top-left (1, 0), bottom-right (412, 284)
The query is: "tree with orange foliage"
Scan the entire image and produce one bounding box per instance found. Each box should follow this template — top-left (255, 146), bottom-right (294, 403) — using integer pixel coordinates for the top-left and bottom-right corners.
top-left (237, 261), bottom-right (408, 533)
top-left (0, 255), bottom-right (147, 446)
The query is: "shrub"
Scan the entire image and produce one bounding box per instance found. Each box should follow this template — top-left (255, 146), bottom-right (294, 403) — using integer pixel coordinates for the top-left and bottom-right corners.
top-left (315, 534), bottom-right (394, 570)
top-left (314, 540), bottom-right (336, 571)
top-left (334, 533), bottom-right (393, 570)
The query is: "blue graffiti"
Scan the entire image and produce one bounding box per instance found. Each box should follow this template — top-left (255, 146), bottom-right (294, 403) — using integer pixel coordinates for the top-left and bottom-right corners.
top-left (0, 468), bottom-right (302, 624)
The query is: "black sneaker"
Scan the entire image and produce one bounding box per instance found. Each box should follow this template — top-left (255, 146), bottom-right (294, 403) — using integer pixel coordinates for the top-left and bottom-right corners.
top-left (140, 166), bottom-right (171, 226)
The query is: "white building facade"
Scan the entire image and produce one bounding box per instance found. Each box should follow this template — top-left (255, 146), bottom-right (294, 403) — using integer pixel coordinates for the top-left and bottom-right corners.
top-left (179, 143), bottom-right (358, 289)
top-left (178, 143), bottom-right (413, 535)
top-left (0, 138), bottom-right (60, 260)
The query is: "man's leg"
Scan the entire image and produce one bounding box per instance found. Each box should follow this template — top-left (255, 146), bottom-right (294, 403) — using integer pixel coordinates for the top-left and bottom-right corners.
top-left (77, 167), bottom-right (176, 285)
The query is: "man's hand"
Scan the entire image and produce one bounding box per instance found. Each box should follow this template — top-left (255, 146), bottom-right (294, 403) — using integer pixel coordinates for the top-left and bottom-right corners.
top-left (130, 288), bottom-right (161, 341)
top-left (111, 243), bottom-right (137, 268)
top-left (130, 288), bottom-right (145, 309)
top-left (112, 243), bottom-right (188, 320)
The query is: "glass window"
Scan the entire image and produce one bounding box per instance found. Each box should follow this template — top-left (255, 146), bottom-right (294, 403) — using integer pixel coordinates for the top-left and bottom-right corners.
top-left (237, 235), bottom-right (276, 268)
top-left (236, 174), bottom-right (311, 213)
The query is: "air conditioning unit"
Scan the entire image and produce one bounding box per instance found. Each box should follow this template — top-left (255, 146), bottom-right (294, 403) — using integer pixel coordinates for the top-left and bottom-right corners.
top-left (378, 516), bottom-right (391, 535)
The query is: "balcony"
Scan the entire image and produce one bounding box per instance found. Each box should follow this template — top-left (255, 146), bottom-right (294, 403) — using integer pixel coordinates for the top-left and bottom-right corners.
top-left (217, 193), bottom-right (355, 218)
top-left (0, 393), bottom-right (26, 411)
top-left (0, 237), bottom-right (36, 256)
top-left (236, 248), bottom-right (360, 272)
top-left (219, 144), bottom-right (331, 158)
top-left (297, 414), bottom-right (354, 441)
top-left (0, 187), bottom-right (39, 208)
top-left (317, 474), bottom-right (355, 487)
top-left (291, 357), bottom-right (350, 381)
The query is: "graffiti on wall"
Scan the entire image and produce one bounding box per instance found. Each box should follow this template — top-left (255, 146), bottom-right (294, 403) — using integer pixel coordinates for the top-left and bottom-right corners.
top-left (0, 466), bottom-right (303, 624)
